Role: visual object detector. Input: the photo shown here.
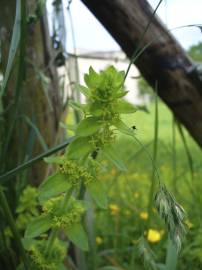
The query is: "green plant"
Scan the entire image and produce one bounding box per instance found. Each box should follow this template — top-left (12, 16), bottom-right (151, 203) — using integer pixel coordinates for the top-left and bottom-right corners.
top-left (3, 65), bottom-right (183, 270)
top-left (19, 66), bottom-right (138, 269)
top-left (1, 0), bottom-right (194, 268)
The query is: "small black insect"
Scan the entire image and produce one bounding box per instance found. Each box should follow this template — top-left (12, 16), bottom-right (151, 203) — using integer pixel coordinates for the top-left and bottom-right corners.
top-left (131, 125), bottom-right (137, 130)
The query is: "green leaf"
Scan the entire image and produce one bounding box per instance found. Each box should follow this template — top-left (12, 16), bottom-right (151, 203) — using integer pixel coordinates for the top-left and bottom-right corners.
top-left (102, 146), bottom-right (127, 172)
top-left (87, 180), bottom-right (108, 209)
top-left (113, 119), bottom-right (134, 137)
top-left (164, 239), bottom-right (178, 270)
top-left (84, 66), bottom-right (100, 88)
top-left (114, 100), bottom-right (137, 114)
top-left (113, 70), bottom-right (125, 88)
top-left (69, 100), bottom-right (86, 112)
top-left (77, 84), bottom-right (91, 97)
top-left (114, 91), bottom-right (129, 99)
top-left (89, 102), bottom-right (103, 116)
top-left (66, 223), bottom-right (89, 251)
top-left (76, 117), bottom-right (101, 137)
top-left (67, 137), bottom-right (93, 159)
top-left (60, 122), bottom-right (77, 131)
top-left (21, 238), bottom-right (36, 250)
top-left (0, 0), bottom-right (21, 97)
top-left (25, 216), bottom-right (51, 238)
top-left (44, 156), bottom-right (65, 164)
top-left (39, 172), bottom-right (71, 203)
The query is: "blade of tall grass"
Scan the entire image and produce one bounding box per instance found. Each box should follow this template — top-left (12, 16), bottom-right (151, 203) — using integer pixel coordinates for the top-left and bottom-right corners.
top-left (21, 115), bottom-right (48, 151)
top-left (176, 121), bottom-right (194, 180)
top-left (0, 136), bottom-right (74, 183)
top-left (164, 239), bottom-right (178, 270)
top-left (124, 0), bottom-right (163, 80)
top-left (15, 127), bottom-right (36, 197)
top-left (147, 83), bottom-right (159, 226)
top-left (0, 0), bottom-right (26, 165)
top-left (172, 116), bottom-right (177, 193)
top-left (0, 0), bottom-right (21, 99)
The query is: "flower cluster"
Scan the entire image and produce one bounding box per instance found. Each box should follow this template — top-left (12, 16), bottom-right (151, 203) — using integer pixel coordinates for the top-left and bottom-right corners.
top-left (30, 239), bottom-right (66, 270)
top-left (16, 186), bottom-right (39, 230)
top-left (85, 67), bottom-right (126, 147)
top-left (16, 186), bottom-right (39, 215)
top-left (43, 196), bottom-right (85, 229)
top-left (71, 66), bottom-right (136, 154)
top-left (89, 125), bottom-right (116, 150)
top-left (59, 159), bottom-right (94, 186)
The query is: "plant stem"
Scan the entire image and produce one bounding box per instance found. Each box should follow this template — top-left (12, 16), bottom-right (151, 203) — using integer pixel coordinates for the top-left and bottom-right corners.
top-left (172, 116), bottom-right (177, 193)
top-left (0, 188), bottom-right (28, 269)
top-left (176, 121), bottom-right (194, 180)
top-left (45, 188), bottom-right (73, 257)
top-left (124, 0), bottom-right (163, 80)
top-left (147, 87), bottom-right (159, 227)
top-left (45, 229), bottom-right (58, 257)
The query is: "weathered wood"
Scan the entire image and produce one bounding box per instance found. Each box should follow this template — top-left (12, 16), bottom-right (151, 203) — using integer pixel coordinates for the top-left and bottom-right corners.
top-left (0, 1), bottom-right (62, 185)
top-left (81, 0), bottom-right (202, 148)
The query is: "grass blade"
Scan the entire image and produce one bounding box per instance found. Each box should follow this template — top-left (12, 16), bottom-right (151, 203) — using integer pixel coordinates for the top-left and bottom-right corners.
top-left (164, 239), bottom-right (178, 270)
top-left (147, 82), bottom-right (159, 226)
top-left (0, 136), bottom-right (74, 183)
top-left (124, 0), bottom-right (163, 80)
top-left (176, 121), bottom-right (194, 180)
top-left (21, 115), bottom-right (48, 151)
top-left (0, 0), bottom-right (21, 99)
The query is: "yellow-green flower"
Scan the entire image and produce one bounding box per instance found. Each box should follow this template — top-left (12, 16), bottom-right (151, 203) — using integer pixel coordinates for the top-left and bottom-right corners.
top-left (147, 229), bottom-right (161, 243)
top-left (140, 211), bottom-right (148, 220)
top-left (185, 219), bottom-right (194, 229)
top-left (109, 204), bottom-right (120, 216)
top-left (96, 236), bottom-right (103, 245)
top-left (134, 192), bottom-right (139, 199)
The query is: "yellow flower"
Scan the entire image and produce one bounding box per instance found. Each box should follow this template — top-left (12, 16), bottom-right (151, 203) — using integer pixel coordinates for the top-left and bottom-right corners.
top-left (96, 236), bottom-right (103, 245)
top-left (147, 229), bottom-right (161, 243)
top-left (185, 219), bottom-right (194, 229)
top-left (134, 192), bottom-right (139, 199)
top-left (109, 204), bottom-right (120, 216)
top-left (140, 211), bottom-right (148, 220)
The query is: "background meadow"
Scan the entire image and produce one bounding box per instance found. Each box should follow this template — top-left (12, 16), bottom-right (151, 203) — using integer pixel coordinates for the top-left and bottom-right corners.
top-left (65, 100), bottom-right (202, 269)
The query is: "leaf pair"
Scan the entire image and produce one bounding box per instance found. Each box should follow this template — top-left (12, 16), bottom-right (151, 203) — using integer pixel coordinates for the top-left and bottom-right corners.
top-left (25, 218), bottom-right (89, 251)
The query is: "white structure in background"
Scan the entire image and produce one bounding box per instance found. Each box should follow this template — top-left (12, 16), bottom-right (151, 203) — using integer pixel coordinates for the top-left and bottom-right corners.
top-left (63, 49), bottom-right (146, 105)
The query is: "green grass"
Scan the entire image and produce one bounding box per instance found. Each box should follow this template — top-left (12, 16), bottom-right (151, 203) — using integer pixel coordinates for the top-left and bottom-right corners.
top-left (65, 101), bottom-right (202, 269)
top-left (92, 101), bottom-right (202, 269)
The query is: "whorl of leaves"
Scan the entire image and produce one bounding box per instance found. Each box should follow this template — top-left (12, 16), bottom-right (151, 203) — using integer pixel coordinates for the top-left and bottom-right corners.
top-left (154, 184), bottom-right (186, 252)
